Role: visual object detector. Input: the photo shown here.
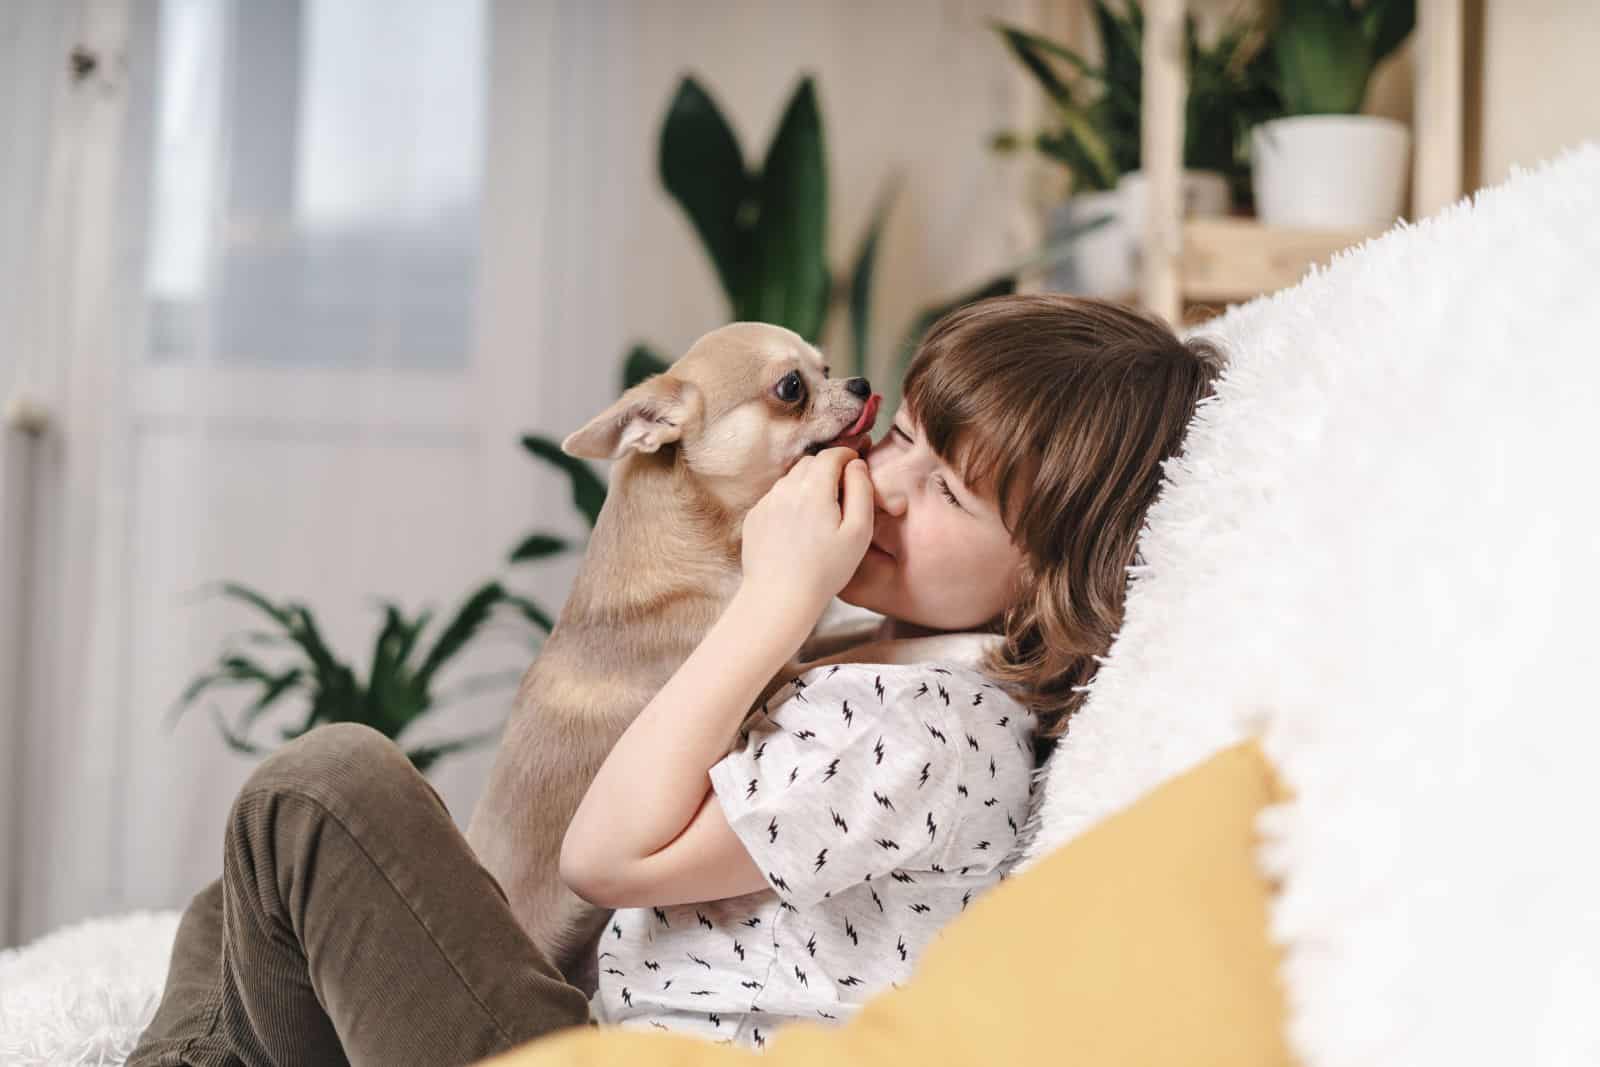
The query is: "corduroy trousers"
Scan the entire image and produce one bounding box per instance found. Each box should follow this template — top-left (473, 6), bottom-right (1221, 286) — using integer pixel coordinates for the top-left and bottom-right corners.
top-left (129, 723), bottom-right (596, 1067)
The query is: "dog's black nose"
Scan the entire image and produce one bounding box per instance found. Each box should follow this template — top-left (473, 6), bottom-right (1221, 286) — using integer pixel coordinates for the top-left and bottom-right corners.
top-left (844, 377), bottom-right (871, 398)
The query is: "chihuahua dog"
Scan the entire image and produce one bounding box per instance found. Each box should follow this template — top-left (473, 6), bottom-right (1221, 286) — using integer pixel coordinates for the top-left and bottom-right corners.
top-left (467, 322), bottom-right (879, 994)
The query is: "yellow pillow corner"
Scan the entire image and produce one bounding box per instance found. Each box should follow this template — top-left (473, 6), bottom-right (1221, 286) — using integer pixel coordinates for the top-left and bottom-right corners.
top-left (484, 739), bottom-right (1293, 1067)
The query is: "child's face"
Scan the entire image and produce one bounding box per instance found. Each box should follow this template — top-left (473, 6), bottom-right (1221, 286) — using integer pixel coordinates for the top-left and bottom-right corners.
top-left (837, 407), bottom-right (1027, 632)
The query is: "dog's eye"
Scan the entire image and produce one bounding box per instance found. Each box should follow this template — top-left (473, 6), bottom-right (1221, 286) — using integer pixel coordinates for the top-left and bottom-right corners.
top-left (774, 371), bottom-right (805, 404)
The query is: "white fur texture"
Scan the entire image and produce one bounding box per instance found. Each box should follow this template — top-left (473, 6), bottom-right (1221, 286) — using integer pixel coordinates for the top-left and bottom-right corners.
top-left (0, 910), bottom-right (180, 1065)
top-left (1019, 143), bottom-right (1600, 1065)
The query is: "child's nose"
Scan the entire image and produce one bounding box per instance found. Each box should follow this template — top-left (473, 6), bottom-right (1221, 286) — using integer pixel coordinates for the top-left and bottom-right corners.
top-left (869, 461), bottom-right (908, 517)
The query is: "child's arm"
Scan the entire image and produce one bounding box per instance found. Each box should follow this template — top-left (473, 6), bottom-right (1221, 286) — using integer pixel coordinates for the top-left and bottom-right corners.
top-left (558, 585), bottom-right (808, 907)
top-left (559, 448), bottom-right (873, 903)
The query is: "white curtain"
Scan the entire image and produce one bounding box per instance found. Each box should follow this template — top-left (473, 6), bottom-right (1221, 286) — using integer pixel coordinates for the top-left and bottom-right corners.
top-left (2, 0), bottom-right (1039, 947)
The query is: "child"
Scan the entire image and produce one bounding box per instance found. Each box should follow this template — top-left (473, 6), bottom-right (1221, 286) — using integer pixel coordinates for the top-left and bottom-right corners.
top-left (131, 294), bottom-right (1223, 1065)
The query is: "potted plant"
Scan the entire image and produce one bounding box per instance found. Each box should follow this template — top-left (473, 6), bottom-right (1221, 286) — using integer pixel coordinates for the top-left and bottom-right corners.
top-left (1251, 0), bottom-right (1415, 227)
top-left (172, 581), bottom-right (548, 773)
top-left (993, 2), bottom-right (1280, 296)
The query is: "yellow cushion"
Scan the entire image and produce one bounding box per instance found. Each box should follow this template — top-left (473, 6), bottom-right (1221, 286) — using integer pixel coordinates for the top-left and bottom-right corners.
top-left (479, 740), bottom-right (1293, 1067)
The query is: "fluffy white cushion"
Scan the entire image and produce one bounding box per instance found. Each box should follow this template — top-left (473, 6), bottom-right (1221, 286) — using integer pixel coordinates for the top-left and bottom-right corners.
top-left (1019, 143), bottom-right (1600, 1066)
top-left (0, 910), bottom-right (180, 1066)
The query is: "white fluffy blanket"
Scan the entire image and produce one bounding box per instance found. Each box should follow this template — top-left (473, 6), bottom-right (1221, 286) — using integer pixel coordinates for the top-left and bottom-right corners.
top-left (1019, 143), bottom-right (1600, 1065)
top-left (0, 910), bottom-right (180, 1065)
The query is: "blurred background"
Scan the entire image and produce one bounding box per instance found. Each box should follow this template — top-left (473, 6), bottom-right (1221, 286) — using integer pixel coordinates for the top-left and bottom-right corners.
top-left (1, 0), bottom-right (1595, 949)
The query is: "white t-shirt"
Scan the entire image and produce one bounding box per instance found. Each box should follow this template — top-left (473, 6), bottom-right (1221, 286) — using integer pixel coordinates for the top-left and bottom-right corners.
top-left (588, 658), bottom-right (1039, 1050)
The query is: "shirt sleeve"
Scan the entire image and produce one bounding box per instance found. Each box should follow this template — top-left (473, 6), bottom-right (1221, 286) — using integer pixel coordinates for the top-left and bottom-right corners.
top-left (708, 666), bottom-right (964, 909)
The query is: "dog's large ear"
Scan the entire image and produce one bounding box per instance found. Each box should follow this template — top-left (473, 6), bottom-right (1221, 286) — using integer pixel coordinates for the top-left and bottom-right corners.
top-left (562, 374), bottom-right (703, 460)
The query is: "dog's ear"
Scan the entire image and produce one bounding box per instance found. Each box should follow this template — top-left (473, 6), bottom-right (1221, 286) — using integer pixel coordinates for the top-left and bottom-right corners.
top-left (562, 374), bottom-right (704, 460)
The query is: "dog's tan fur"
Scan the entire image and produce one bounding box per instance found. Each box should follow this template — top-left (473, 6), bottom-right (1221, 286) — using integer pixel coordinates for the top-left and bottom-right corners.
top-left (466, 323), bottom-right (875, 994)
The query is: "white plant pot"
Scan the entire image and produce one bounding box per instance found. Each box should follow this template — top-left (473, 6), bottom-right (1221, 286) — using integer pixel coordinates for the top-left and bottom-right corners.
top-left (1046, 188), bottom-right (1129, 297)
top-left (1046, 171), bottom-right (1230, 297)
top-left (1251, 115), bottom-right (1411, 228)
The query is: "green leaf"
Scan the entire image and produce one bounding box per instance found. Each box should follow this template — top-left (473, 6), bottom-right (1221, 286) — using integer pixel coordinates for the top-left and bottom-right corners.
top-left (1042, 105), bottom-right (1121, 191)
top-left (659, 77), bottom-right (750, 309)
top-left (520, 434), bottom-right (607, 528)
top-left (1273, 0), bottom-right (1374, 114)
top-left (846, 177), bottom-right (898, 381)
top-left (621, 343), bottom-right (671, 392)
top-left (738, 76), bottom-right (830, 341)
top-left (167, 670), bottom-right (226, 728)
top-left (509, 532), bottom-right (570, 564)
top-left (414, 581), bottom-right (506, 697)
top-left (1365, 0), bottom-right (1416, 64)
top-left (993, 22), bottom-right (1086, 108)
top-left (365, 602), bottom-right (422, 735)
top-left (241, 666), bottom-right (304, 721)
top-left (1093, 0), bottom-right (1144, 98)
top-left (211, 705), bottom-right (267, 756)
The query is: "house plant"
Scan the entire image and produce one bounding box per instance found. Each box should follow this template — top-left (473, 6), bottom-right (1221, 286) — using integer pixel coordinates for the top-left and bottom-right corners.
top-left (993, 3), bottom-right (1280, 296)
top-left (1251, 0), bottom-right (1416, 227)
top-left (171, 581), bottom-right (549, 773)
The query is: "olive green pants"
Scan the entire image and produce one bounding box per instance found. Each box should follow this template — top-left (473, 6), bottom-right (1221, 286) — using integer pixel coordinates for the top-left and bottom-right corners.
top-left (129, 724), bottom-right (596, 1067)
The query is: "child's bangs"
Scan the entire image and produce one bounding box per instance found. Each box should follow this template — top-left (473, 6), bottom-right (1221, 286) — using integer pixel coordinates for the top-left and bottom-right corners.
top-left (901, 350), bottom-right (1041, 532)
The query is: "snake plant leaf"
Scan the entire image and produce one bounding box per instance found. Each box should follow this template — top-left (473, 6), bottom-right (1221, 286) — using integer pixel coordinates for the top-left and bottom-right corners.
top-left (659, 77), bottom-right (750, 308)
top-left (240, 664), bottom-right (303, 718)
top-left (1273, 0), bottom-right (1372, 114)
top-left (1093, 0), bottom-right (1144, 104)
top-left (993, 22), bottom-right (1137, 113)
top-left (520, 434), bottom-right (607, 528)
top-left (167, 654), bottom-right (278, 728)
top-left (509, 533), bottom-right (570, 564)
top-left (413, 581), bottom-right (507, 698)
top-left (993, 22), bottom-right (1082, 108)
top-left (1037, 107), bottom-right (1120, 192)
top-left (286, 604), bottom-right (360, 709)
top-left (622, 343), bottom-right (671, 391)
top-left (740, 76), bottom-right (829, 341)
top-left (846, 177), bottom-right (898, 381)
top-left (365, 602), bottom-right (421, 735)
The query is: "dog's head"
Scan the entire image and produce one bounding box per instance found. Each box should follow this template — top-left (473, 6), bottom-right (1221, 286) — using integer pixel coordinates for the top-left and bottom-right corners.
top-left (563, 322), bottom-right (880, 511)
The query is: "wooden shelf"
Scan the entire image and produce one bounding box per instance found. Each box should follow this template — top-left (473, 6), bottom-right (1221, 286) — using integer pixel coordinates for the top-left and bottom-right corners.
top-left (1177, 218), bottom-right (1387, 304)
top-left (1137, 0), bottom-right (1463, 322)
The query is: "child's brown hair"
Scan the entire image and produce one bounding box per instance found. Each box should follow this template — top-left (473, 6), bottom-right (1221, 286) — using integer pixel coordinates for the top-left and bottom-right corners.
top-left (901, 293), bottom-right (1224, 752)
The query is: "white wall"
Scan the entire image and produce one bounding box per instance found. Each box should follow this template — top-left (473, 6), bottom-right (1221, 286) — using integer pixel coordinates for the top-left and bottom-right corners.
top-left (1475, 0), bottom-right (1600, 185)
top-left (0, 0), bottom-right (77, 949)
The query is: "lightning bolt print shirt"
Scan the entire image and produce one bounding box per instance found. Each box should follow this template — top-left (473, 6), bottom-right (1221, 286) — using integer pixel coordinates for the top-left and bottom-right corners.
top-left (589, 660), bottom-right (1038, 1050)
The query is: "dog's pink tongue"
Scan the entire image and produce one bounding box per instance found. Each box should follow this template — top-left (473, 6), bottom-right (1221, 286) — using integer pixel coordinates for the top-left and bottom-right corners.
top-left (829, 394), bottom-right (881, 454)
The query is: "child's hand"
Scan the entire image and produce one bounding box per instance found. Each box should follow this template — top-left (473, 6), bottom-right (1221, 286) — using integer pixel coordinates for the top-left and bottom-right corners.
top-left (740, 447), bottom-right (874, 621)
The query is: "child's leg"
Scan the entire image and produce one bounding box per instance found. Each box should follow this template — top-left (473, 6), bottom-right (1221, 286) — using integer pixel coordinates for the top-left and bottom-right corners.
top-left (130, 723), bottom-right (594, 1067)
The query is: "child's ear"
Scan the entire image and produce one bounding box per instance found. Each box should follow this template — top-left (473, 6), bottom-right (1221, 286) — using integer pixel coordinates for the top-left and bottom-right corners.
top-left (562, 374), bottom-right (704, 460)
